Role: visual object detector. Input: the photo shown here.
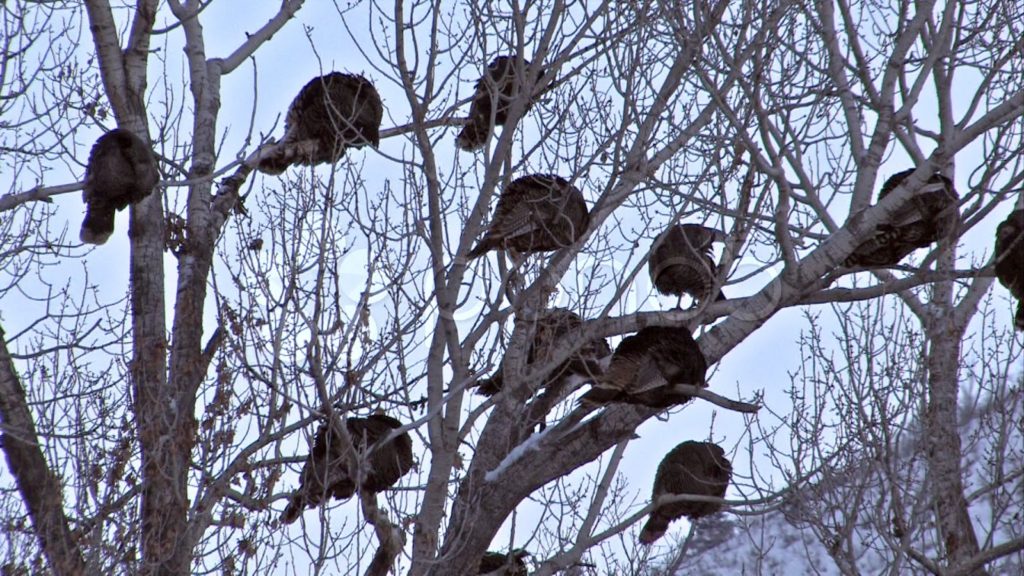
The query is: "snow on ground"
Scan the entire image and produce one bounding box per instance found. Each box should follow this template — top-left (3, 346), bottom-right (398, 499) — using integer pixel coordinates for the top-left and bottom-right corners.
top-left (671, 389), bottom-right (1023, 576)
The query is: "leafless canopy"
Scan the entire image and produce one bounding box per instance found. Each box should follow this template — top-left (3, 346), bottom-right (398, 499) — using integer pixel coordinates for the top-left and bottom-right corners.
top-left (1, 0), bottom-right (1022, 575)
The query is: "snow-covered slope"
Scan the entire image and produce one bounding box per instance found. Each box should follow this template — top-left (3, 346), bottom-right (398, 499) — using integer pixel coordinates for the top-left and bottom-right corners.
top-left (671, 390), bottom-right (1024, 576)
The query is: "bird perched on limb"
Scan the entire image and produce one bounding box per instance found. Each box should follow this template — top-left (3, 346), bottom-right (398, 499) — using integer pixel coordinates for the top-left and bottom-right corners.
top-left (80, 129), bottom-right (160, 245)
top-left (257, 72), bottom-right (383, 175)
top-left (640, 441), bottom-right (732, 545)
top-left (468, 174), bottom-right (590, 260)
top-left (477, 549), bottom-right (530, 576)
top-left (473, 308), bottom-right (610, 397)
top-left (994, 209), bottom-right (1024, 330)
top-left (457, 55), bottom-right (546, 151)
top-left (844, 168), bottom-right (960, 267)
top-left (648, 223), bottom-right (729, 307)
top-left (579, 325), bottom-right (707, 409)
top-left (280, 411), bottom-right (413, 525)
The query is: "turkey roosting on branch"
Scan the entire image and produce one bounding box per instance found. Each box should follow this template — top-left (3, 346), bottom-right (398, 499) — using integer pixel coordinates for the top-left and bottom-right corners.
top-left (457, 55), bottom-right (545, 151)
top-left (844, 168), bottom-right (960, 267)
top-left (257, 73), bottom-right (383, 175)
top-left (473, 308), bottom-right (610, 396)
top-left (995, 209), bottom-right (1024, 330)
top-left (477, 549), bottom-right (530, 576)
top-left (80, 129), bottom-right (160, 245)
top-left (467, 174), bottom-right (590, 259)
top-left (649, 223), bottom-right (728, 307)
top-left (639, 441), bottom-right (732, 545)
top-left (280, 412), bottom-right (413, 525)
top-left (579, 325), bottom-right (708, 409)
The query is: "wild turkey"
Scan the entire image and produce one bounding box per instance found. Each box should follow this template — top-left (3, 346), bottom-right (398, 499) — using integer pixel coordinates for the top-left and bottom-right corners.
top-left (80, 129), bottom-right (160, 245)
top-left (995, 209), bottom-right (1024, 330)
top-left (457, 55), bottom-right (545, 151)
top-left (639, 441), bottom-right (732, 544)
top-left (649, 224), bottom-right (728, 306)
top-left (473, 308), bottom-right (610, 396)
top-left (468, 174), bottom-right (590, 259)
top-left (478, 550), bottom-right (530, 576)
top-left (844, 168), bottom-right (960, 267)
top-left (281, 412), bottom-right (413, 524)
top-left (579, 325), bottom-right (707, 409)
top-left (257, 73), bottom-right (383, 175)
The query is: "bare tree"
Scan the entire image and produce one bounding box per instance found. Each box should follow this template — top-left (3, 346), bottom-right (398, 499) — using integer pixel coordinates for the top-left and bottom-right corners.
top-left (0, 0), bottom-right (1021, 575)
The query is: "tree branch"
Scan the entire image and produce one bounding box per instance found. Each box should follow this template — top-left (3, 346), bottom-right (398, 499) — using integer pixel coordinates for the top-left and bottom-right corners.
top-left (532, 440), bottom-right (629, 576)
top-left (0, 327), bottom-right (86, 576)
top-left (0, 182), bottom-right (82, 213)
top-left (212, 0), bottom-right (307, 74)
top-left (360, 492), bottom-right (405, 576)
top-left (947, 537), bottom-right (1024, 576)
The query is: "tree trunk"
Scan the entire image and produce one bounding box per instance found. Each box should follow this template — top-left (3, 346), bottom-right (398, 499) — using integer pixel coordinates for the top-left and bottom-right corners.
top-left (922, 240), bottom-right (986, 575)
top-left (924, 318), bottom-right (985, 573)
top-left (0, 329), bottom-right (87, 576)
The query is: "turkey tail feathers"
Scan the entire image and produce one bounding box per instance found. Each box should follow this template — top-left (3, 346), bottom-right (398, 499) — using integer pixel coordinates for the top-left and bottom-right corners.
top-left (639, 514), bottom-right (669, 545)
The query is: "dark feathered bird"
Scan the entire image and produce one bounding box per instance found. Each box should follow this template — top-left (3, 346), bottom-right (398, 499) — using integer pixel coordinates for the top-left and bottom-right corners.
top-left (80, 129), bottom-right (160, 245)
top-left (995, 209), bottom-right (1024, 330)
top-left (468, 174), bottom-right (590, 259)
top-left (478, 549), bottom-right (530, 576)
top-left (457, 56), bottom-right (545, 151)
top-left (473, 308), bottom-right (611, 396)
top-left (257, 73), bottom-right (383, 174)
top-left (579, 325), bottom-right (707, 409)
top-left (844, 169), bottom-right (960, 267)
top-left (649, 224), bottom-right (728, 307)
top-left (639, 441), bottom-right (732, 545)
top-left (281, 413), bottom-right (413, 524)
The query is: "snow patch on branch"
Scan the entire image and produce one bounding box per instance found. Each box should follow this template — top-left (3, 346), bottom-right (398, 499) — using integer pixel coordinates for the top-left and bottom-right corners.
top-left (484, 425), bottom-right (555, 482)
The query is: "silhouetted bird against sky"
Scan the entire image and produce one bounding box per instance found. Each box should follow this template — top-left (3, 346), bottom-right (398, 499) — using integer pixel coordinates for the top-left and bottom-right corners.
top-left (639, 441), bottom-right (732, 545)
top-left (281, 412), bottom-right (413, 524)
top-left (477, 549), bottom-right (530, 576)
top-left (844, 168), bottom-right (960, 267)
top-left (579, 325), bottom-right (707, 409)
top-left (257, 72), bottom-right (383, 175)
top-left (995, 209), bottom-right (1024, 330)
top-left (457, 56), bottom-right (544, 151)
top-left (649, 223), bottom-right (728, 307)
top-left (80, 129), bottom-right (160, 245)
top-left (473, 308), bottom-right (610, 396)
top-left (468, 174), bottom-right (590, 259)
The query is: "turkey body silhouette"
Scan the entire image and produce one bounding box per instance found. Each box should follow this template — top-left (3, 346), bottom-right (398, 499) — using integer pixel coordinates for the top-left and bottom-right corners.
top-left (473, 308), bottom-right (610, 396)
top-left (995, 209), bottom-right (1024, 330)
top-left (281, 413), bottom-right (413, 524)
top-left (80, 129), bottom-right (160, 245)
top-left (579, 325), bottom-right (707, 409)
top-left (477, 549), bottom-right (529, 575)
top-left (845, 169), bottom-right (960, 267)
top-left (257, 73), bottom-right (383, 174)
top-left (649, 224), bottom-right (728, 306)
top-left (468, 174), bottom-right (590, 258)
top-left (457, 55), bottom-right (544, 151)
top-left (639, 441), bottom-right (732, 544)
